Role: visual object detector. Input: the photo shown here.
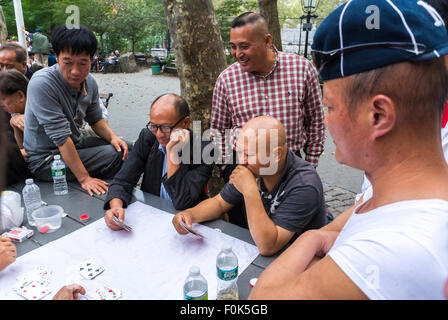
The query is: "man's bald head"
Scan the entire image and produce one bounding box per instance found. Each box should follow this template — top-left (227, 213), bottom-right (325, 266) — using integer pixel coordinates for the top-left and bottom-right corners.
top-left (148, 93), bottom-right (191, 148)
top-left (150, 93), bottom-right (190, 119)
top-left (237, 116), bottom-right (287, 176)
top-left (240, 116), bottom-right (286, 151)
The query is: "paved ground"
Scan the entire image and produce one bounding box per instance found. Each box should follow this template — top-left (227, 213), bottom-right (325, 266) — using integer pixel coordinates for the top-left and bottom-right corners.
top-left (92, 68), bottom-right (363, 217)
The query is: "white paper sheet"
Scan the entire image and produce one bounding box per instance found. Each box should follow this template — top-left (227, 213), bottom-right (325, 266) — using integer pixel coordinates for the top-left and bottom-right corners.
top-left (0, 201), bottom-right (259, 300)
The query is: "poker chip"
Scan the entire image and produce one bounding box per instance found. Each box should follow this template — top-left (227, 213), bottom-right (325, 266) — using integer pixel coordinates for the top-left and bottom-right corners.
top-left (79, 214), bottom-right (90, 222)
top-left (249, 278), bottom-right (258, 287)
top-left (38, 225), bottom-right (50, 234)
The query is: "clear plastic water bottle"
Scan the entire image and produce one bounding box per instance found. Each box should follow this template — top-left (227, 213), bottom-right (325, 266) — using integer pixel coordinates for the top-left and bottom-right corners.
top-left (216, 244), bottom-right (239, 300)
top-left (22, 179), bottom-right (42, 226)
top-left (51, 155), bottom-right (68, 195)
top-left (183, 266), bottom-right (208, 300)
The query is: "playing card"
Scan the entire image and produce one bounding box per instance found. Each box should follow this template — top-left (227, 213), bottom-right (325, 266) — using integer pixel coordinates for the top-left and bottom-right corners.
top-left (180, 221), bottom-right (205, 239)
top-left (15, 266), bottom-right (51, 290)
top-left (78, 259), bottom-right (104, 280)
top-left (96, 285), bottom-right (122, 300)
top-left (17, 281), bottom-right (52, 300)
top-left (111, 215), bottom-right (132, 232)
top-left (86, 285), bottom-right (122, 300)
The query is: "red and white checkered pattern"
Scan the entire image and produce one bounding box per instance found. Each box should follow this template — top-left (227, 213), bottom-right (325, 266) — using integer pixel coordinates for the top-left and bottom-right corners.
top-left (211, 48), bottom-right (326, 167)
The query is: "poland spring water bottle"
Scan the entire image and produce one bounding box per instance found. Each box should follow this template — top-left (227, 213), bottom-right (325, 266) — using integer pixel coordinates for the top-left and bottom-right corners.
top-left (22, 179), bottom-right (42, 226)
top-left (216, 244), bottom-right (239, 300)
top-left (183, 266), bottom-right (208, 300)
top-left (51, 155), bottom-right (68, 195)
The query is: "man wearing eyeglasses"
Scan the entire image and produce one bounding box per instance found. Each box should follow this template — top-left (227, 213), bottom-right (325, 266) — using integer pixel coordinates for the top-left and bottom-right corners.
top-left (0, 42), bottom-right (34, 80)
top-left (250, 0), bottom-right (448, 300)
top-left (104, 93), bottom-right (215, 231)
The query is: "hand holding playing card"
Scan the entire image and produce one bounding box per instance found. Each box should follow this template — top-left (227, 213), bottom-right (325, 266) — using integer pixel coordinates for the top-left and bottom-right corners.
top-left (105, 206), bottom-right (126, 231)
top-left (172, 210), bottom-right (194, 235)
top-left (53, 284), bottom-right (86, 300)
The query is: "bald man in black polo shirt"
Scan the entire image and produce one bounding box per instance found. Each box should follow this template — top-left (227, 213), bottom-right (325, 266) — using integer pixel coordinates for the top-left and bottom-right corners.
top-left (173, 116), bottom-right (326, 256)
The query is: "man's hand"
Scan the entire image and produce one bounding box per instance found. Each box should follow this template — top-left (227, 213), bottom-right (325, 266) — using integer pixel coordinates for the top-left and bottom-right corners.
top-left (229, 165), bottom-right (258, 195)
top-left (104, 206), bottom-right (126, 231)
top-left (167, 129), bottom-right (190, 152)
top-left (444, 279), bottom-right (448, 299)
top-left (52, 284), bottom-right (86, 300)
top-left (0, 237), bottom-right (17, 272)
top-left (172, 210), bottom-right (194, 235)
top-left (110, 136), bottom-right (128, 161)
top-left (10, 114), bottom-right (24, 132)
top-left (79, 176), bottom-right (109, 196)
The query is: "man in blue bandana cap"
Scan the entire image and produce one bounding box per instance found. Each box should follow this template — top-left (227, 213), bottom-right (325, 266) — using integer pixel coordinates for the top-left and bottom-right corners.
top-left (250, 0), bottom-right (448, 299)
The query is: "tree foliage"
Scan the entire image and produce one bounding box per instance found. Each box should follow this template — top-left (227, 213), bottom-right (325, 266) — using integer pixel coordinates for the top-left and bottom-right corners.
top-left (214, 0), bottom-right (257, 45)
top-left (1, 0), bottom-right (167, 54)
top-left (0, 0), bottom-right (342, 54)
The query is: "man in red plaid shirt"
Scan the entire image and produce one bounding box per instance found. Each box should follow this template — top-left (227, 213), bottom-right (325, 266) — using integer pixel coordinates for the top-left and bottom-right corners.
top-left (211, 12), bottom-right (325, 182)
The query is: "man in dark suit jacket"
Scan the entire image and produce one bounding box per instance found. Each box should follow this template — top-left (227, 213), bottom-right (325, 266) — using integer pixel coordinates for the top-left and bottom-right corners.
top-left (104, 93), bottom-right (215, 231)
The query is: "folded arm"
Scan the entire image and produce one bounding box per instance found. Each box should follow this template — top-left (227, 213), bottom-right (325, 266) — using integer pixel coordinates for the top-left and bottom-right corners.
top-left (249, 229), bottom-right (367, 299)
top-left (250, 198), bottom-right (366, 299)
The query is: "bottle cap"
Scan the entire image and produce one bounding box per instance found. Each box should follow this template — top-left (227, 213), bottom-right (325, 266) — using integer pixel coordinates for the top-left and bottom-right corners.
top-left (189, 266), bottom-right (200, 276)
top-left (25, 178), bottom-right (34, 184)
top-left (39, 225), bottom-right (50, 233)
top-left (54, 155), bottom-right (61, 160)
top-left (221, 243), bottom-right (232, 252)
top-left (249, 278), bottom-right (258, 287)
top-left (79, 214), bottom-right (90, 222)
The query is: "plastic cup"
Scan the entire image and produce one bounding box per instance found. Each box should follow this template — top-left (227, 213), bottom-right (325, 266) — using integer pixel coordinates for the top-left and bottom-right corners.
top-left (31, 205), bottom-right (63, 233)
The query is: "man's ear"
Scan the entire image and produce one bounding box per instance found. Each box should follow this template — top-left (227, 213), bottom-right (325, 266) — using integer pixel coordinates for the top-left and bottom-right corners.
top-left (17, 90), bottom-right (26, 103)
top-left (271, 145), bottom-right (282, 164)
top-left (182, 116), bottom-right (191, 129)
top-left (370, 94), bottom-right (396, 139)
top-left (265, 33), bottom-right (273, 47)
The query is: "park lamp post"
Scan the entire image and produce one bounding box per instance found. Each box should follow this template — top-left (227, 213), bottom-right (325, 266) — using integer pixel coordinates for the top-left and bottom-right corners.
top-left (301, 0), bottom-right (320, 58)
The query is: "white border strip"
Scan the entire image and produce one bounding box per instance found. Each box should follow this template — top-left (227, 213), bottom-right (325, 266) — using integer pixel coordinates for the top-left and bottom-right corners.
top-left (338, 0), bottom-right (353, 77)
top-left (385, 0), bottom-right (419, 54)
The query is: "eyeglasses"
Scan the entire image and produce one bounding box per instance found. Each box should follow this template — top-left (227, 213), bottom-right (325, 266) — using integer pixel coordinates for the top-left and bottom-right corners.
top-left (146, 116), bottom-right (187, 134)
top-left (0, 62), bottom-right (16, 70)
top-left (311, 42), bottom-right (427, 73)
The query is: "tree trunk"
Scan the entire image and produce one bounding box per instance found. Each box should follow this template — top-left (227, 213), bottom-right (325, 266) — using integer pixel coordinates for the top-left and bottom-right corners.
top-left (258, 0), bottom-right (282, 51)
top-left (162, 0), bottom-right (227, 132)
top-left (100, 33), bottom-right (104, 55)
top-left (162, 0), bottom-right (228, 197)
top-left (0, 6), bottom-right (7, 45)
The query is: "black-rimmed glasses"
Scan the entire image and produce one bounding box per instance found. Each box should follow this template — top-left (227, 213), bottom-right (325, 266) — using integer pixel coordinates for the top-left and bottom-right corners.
top-left (0, 62), bottom-right (16, 70)
top-left (311, 42), bottom-right (427, 73)
top-left (146, 116), bottom-right (186, 134)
